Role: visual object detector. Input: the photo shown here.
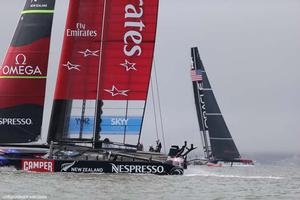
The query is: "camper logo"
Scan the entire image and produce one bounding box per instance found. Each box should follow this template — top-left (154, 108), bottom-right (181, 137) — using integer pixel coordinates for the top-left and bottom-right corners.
top-left (0, 54), bottom-right (43, 77)
top-left (22, 160), bottom-right (54, 172)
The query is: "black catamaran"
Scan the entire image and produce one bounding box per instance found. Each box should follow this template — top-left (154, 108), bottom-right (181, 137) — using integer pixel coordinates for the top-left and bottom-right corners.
top-left (190, 47), bottom-right (253, 166)
top-left (0, 0), bottom-right (195, 175)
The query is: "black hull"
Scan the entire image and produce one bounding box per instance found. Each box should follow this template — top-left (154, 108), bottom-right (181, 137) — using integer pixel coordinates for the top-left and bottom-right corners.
top-left (4, 158), bottom-right (183, 175)
top-left (0, 143), bottom-right (194, 175)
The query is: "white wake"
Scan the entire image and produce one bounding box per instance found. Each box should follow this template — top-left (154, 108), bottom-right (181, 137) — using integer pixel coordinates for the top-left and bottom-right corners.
top-left (184, 166), bottom-right (284, 180)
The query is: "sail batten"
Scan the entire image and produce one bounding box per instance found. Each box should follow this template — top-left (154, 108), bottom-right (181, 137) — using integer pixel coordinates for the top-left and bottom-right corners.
top-left (210, 138), bottom-right (234, 140)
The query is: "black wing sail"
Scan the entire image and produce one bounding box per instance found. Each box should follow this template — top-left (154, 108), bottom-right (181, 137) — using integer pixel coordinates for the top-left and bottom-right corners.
top-left (191, 47), bottom-right (240, 161)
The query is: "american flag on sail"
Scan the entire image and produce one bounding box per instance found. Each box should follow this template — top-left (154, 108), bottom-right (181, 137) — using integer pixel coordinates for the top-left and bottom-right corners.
top-left (191, 69), bottom-right (203, 82)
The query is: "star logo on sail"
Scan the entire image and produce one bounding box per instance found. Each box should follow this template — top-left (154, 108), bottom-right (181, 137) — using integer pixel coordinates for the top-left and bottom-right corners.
top-left (104, 85), bottom-right (129, 96)
top-left (120, 60), bottom-right (137, 71)
top-left (78, 49), bottom-right (100, 57)
top-left (63, 61), bottom-right (80, 71)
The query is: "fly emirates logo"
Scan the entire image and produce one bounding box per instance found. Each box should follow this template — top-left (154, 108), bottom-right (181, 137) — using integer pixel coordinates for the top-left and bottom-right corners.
top-left (67, 23), bottom-right (97, 37)
top-left (123, 0), bottom-right (145, 57)
top-left (0, 54), bottom-right (42, 77)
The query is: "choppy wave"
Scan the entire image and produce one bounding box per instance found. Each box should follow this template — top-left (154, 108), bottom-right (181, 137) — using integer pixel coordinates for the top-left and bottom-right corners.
top-left (1, 164), bottom-right (299, 200)
top-left (0, 166), bottom-right (17, 172)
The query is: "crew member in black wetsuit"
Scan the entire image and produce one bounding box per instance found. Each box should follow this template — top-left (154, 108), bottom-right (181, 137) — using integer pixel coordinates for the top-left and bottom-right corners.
top-left (137, 142), bottom-right (144, 151)
top-left (155, 140), bottom-right (162, 153)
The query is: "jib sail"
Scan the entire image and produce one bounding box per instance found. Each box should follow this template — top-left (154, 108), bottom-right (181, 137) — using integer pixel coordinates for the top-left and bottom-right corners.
top-left (0, 0), bottom-right (56, 143)
top-left (48, 0), bottom-right (159, 146)
top-left (191, 47), bottom-right (241, 161)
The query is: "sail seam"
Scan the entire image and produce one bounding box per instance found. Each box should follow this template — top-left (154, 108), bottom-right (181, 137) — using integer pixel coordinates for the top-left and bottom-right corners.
top-left (210, 137), bottom-right (233, 140)
top-left (206, 113), bottom-right (222, 116)
top-left (92, 0), bottom-right (107, 146)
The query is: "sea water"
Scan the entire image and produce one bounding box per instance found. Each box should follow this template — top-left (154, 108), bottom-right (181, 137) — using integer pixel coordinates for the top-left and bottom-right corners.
top-left (0, 161), bottom-right (299, 200)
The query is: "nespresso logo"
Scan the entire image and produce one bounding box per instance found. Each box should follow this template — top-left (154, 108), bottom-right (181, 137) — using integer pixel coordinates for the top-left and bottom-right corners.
top-left (111, 164), bottom-right (164, 174)
top-left (0, 118), bottom-right (33, 126)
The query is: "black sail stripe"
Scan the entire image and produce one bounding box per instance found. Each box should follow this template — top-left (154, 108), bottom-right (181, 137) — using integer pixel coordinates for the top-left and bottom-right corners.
top-left (11, 1), bottom-right (55, 47)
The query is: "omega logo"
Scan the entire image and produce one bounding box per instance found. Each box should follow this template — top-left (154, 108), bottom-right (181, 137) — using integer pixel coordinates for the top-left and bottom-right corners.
top-left (15, 54), bottom-right (27, 65)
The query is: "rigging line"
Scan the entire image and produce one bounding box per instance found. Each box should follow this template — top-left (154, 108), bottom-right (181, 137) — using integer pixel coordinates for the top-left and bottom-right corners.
top-left (123, 100), bottom-right (129, 144)
top-left (79, 99), bottom-right (87, 139)
top-left (152, 9), bottom-right (166, 153)
top-left (93, 0), bottom-right (107, 147)
top-left (150, 78), bottom-right (160, 141)
top-left (153, 60), bottom-right (166, 153)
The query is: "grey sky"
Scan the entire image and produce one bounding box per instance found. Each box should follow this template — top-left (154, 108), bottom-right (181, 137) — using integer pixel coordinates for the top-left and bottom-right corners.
top-left (0, 0), bottom-right (299, 155)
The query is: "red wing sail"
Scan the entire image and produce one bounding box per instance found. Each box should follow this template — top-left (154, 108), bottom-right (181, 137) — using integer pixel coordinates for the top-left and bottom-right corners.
top-left (48, 0), bottom-right (159, 145)
top-left (48, 0), bottom-right (105, 142)
top-left (99, 0), bottom-right (159, 100)
top-left (54, 0), bottom-right (104, 100)
top-left (54, 0), bottom-right (158, 101)
top-left (0, 0), bottom-right (55, 143)
top-left (99, 0), bottom-right (159, 144)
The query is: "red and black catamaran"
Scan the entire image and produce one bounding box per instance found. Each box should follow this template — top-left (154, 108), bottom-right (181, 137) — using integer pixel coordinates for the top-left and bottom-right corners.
top-left (0, 0), bottom-right (194, 175)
